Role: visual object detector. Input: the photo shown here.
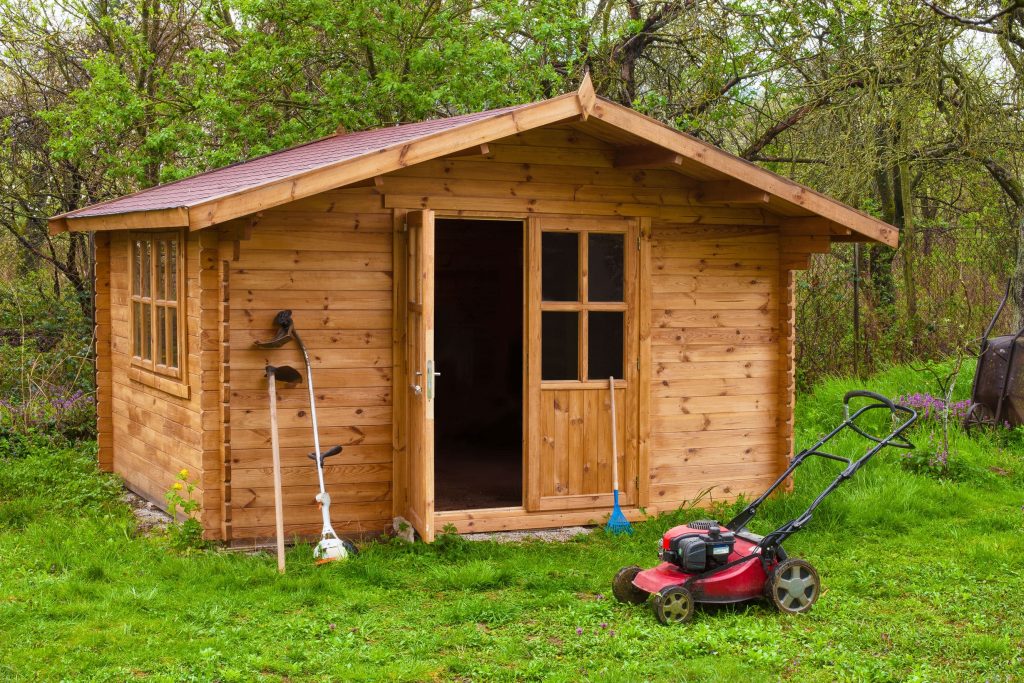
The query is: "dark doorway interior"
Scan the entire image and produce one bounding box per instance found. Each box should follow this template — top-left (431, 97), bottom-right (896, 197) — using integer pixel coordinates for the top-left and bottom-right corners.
top-left (435, 219), bottom-right (523, 511)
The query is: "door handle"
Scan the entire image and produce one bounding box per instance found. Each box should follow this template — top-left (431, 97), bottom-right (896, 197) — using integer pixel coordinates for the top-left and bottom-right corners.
top-left (427, 360), bottom-right (439, 400)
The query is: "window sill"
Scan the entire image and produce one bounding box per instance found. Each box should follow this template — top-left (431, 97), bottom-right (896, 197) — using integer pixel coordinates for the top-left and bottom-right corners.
top-left (128, 365), bottom-right (190, 400)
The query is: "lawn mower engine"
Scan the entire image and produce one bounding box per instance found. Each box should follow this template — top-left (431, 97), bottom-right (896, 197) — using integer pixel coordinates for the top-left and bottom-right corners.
top-left (660, 521), bottom-right (736, 573)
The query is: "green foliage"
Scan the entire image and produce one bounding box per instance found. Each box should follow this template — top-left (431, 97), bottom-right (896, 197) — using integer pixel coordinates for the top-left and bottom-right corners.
top-left (0, 364), bottom-right (1022, 680)
top-left (0, 272), bottom-right (94, 440)
top-left (3, 0), bottom-right (1024, 392)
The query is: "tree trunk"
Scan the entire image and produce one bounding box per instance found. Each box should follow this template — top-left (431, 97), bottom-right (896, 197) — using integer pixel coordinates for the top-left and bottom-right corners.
top-left (870, 161), bottom-right (898, 308)
top-left (1013, 212), bottom-right (1024, 330)
top-left (895, 158), bottom-right (918, 351)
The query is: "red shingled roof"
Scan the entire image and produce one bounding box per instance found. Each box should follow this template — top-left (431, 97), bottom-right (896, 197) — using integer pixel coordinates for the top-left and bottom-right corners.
top-left (65, 104), bottom-right (528, 219)
top-left (50, 78), bottom-right (898, 246)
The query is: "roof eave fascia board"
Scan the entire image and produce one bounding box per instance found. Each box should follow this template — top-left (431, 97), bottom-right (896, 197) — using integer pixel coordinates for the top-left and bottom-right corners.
top-left (49, 206), bottom-right (190, 235)
top-left (587, 98), bottom-right (899, 248)
top-left (184, 91), bottom-right (586, 231)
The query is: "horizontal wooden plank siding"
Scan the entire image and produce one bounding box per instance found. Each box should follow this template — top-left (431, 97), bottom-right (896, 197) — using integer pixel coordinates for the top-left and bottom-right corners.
top-left (108, 230), bottom-right (208, 522)
top-left (227, 197), bottom-right (394, 540)
top-left (646, 222), bottom-right (782, 509)
top-left (102, 122), bottom-right (817, 540)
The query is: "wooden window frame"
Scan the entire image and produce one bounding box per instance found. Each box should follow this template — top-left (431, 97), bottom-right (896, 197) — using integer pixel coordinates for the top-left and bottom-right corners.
top-left (540, 226), bottom-right (629, 386)
top-left (129, 231), bottom-right (186, 386)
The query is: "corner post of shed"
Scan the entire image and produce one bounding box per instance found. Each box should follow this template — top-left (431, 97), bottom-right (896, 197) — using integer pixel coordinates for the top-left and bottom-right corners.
top-left (94, 231), bottom-right (114, 472)
top-left (777, 267), bottom-right (797, 491)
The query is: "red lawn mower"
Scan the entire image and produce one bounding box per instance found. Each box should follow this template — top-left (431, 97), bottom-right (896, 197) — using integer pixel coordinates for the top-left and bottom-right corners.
top-left (613, 391), bottom-right (917, 624)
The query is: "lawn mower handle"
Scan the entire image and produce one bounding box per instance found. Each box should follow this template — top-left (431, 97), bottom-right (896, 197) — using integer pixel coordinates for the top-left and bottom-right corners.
top-left (843, 390), bottom-right (896, 412)
top-left (843, 391), bottom-right (917, 448)
top-left (725, 389), bottom-right (918, 550)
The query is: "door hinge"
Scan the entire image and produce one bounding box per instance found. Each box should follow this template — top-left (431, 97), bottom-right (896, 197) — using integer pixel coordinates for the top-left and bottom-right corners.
top-left (637, 235), bottom-right (642, 250)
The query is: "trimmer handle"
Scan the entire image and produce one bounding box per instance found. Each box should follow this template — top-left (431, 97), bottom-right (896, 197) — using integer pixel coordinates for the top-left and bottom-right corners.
top-left (273, 310), bottom-right (294, 328)
top-left (254, 310), bottom-right (296, 349)
top-left (308, 445), bottom-right (343, 462)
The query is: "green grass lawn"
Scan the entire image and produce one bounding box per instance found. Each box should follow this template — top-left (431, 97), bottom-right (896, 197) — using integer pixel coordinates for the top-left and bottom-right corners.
top-left (2, 364), bottom-right (1023, 682)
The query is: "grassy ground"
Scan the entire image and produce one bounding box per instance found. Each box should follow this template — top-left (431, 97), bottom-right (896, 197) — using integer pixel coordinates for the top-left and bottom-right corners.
top-left (1, 364), bottom-right (1023, 682)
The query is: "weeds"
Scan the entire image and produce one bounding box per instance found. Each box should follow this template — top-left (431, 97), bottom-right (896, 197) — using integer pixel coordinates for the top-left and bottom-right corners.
top-left (164, 469), bottom-right (206, 552)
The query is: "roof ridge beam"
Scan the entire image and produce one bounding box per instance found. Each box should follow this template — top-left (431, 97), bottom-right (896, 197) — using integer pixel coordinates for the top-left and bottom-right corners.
top-left (577, 73), bottom-right (597, 120)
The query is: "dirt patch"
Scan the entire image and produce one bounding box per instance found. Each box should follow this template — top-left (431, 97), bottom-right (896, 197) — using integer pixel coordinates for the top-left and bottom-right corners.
top-left (461, 526), bottom-right (594, 543)
top-left (122, 490), bottom-right (171, 536)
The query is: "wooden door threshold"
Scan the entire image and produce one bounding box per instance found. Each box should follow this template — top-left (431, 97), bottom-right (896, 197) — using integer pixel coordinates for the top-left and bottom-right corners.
top-left (434, 505), bottom-right (646, 534)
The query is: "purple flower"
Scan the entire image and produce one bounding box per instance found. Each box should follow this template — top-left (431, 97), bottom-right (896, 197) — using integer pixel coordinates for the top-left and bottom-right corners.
top-left (576, 627), bottom-right (583, 635)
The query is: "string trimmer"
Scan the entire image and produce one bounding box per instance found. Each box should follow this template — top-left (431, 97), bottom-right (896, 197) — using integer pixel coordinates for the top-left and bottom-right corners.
top-left (255, 310), bottom-right (357, 563)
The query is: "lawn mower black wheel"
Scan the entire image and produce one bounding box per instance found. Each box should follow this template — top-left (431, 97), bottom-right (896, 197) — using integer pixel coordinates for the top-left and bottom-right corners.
top-left (652, 585), bottom-right (694, 625)
top-left (766, 558), bottom-right (820, 614)
top-left (612, 565), bottom-right (649, 604)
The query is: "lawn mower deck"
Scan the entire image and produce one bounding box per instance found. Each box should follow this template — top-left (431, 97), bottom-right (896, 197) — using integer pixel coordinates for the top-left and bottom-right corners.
top-left (630, 525), bottom-right (773, 603)
top-left (614, 390), bottom-right (917, 625)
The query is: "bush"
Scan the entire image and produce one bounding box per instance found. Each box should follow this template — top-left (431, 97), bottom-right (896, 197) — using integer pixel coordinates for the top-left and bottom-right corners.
top-left (0, 272), bottom-right (94, 441)
top-left (0, 382), bottom-right (96, 440)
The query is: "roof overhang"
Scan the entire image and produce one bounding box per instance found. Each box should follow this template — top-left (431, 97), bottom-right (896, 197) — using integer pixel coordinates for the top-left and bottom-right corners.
top-left (49, 76), bottom-right (898, 247)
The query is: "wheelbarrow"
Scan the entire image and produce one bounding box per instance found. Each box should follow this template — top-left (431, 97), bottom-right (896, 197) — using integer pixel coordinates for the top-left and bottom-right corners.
top-left (964, 282), bottom-right (1024, 430)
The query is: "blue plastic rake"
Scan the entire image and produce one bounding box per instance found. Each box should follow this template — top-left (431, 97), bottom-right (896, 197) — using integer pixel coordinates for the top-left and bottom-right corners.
top-left (606, 377), bottom-right (633, 535)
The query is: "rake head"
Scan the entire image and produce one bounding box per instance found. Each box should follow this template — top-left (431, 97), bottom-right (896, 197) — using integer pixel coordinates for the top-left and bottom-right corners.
top-left (605, 490), bottom-right (633, 535)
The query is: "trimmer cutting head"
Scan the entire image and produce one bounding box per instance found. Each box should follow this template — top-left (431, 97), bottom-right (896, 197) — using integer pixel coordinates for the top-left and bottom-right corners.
top-left (314, 537), bottom-right (356, 564)
top-left (313, 491), bottom-right (358, 563)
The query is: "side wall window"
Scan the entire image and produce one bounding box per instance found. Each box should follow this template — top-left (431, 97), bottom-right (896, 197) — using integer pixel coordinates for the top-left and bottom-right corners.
top-left (131, 232), bottom-right (183, 378)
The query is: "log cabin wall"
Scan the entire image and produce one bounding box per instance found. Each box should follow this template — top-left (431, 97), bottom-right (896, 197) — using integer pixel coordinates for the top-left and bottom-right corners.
top-left (646, 223), bottom-right (782, 508)
top-left (108, 230), bottom-right (218, 532)
top-left (224, 191), bottom-right (394, 542)
top-left (208, 123), bottom-right (816, 540)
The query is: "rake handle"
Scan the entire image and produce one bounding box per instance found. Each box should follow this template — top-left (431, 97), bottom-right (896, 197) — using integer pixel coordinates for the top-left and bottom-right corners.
top-left (609, 376), bottom-right (619, 492)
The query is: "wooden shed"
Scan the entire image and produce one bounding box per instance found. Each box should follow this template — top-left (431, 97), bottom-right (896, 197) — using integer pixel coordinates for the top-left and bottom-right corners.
top-left (49, 77), bottom-right (897, 543)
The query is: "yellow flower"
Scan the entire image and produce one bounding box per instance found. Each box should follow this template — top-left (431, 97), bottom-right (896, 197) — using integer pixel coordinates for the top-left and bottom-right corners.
top-left (178, 469), bottom-right (189, 479)
top-left (173, 482), bottom-right (183, 491)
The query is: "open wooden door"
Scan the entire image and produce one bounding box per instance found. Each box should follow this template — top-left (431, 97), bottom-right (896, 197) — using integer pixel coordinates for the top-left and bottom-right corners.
top-left (404, 209), bottom-right (436, 541)
top-left (526, 217), bottom-right (640, 512)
